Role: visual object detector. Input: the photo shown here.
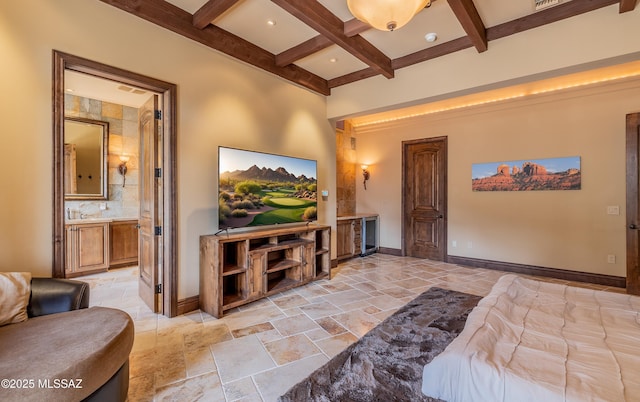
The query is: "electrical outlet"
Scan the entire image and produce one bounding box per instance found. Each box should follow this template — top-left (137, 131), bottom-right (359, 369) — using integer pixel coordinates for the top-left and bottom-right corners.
top-left (607, 254), bottom-right (616, 264)
top-left (607, 206), bottom-right (619, 215)
top-left (467, 241), bottom-right (473, 249)
top-left (452, 240), bottom-right (457, 248)
top-left (99, 202), bottom-right (107, 210)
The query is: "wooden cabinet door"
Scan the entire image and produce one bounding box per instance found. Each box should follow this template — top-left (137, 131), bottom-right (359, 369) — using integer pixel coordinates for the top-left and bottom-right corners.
top-left (302, 243), bottom-right (315, 279)
top-left (336, 219), bottom-right (355, 260)
top-left (75, 223), bottom-right (109, 272)
top-left (249, 252), bottom-right (265, 299)
top-left (110, 220), bottom-right (139, 267)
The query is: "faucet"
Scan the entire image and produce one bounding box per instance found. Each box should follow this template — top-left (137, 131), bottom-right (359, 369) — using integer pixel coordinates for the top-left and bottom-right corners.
top-left (66, 208), bottom-right (71, 220)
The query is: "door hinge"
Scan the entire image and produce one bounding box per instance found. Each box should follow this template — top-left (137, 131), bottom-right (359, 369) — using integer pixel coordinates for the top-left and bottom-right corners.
top-left (155, 168), bottom-right (162, 178)
top-left (154, 226), bottom-right (162, 236)
top-left (154, 110), bottom-right (162, 120)
top-left (155, 284), bottom-right (162, 294)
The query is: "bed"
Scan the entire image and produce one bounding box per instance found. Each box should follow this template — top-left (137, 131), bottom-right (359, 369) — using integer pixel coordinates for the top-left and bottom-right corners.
top-left (421, 274), bottom-right (640, 402)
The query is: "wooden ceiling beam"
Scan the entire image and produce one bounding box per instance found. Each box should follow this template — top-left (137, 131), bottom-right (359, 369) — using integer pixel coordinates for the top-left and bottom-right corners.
top-left (276, 35), bottom-right (333, 67)
top-left (328, 68), bottom-right (379, 88)
top-left (330, 0), bottom-right (618, 88)
top-left (447, 0), bottom-right (487, 53)
top-left (99, 0), bottom-right (330, 95)
top-left (619, 0), bottom-right (637, 12)
top-left (329, 37), bottom-right (474, 89)
top-left (272, 0), bottom-right (394, 79)
top-left (392, 36), bottom-right (474, 70)
top-left (487, 0), bottom-right (619, 41)
top-left (102, 0), bottom-right (624, 93)
top-left (193, 0), bottom-right (240, 29)
top-left (276, 18), bottom-right (371, 67)
top-left (344, 19), bottom-right (370, 37)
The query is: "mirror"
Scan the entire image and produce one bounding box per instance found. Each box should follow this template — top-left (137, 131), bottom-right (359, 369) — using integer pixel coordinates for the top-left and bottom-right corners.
top-left (64, 117), bottom-right (109, 200)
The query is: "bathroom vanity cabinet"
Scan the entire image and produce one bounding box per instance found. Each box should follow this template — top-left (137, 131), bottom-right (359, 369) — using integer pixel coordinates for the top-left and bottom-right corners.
top-left (65, 219), bottom-right (140, 277)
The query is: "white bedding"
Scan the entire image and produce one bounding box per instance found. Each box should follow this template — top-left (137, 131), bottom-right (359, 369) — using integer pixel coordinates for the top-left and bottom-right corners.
top-left (421, 274), bottom-right (640, 402)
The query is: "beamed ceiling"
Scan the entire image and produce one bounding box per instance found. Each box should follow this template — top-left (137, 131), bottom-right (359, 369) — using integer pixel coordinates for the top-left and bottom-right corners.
top-left (100, 0), bottom-right (637, 96)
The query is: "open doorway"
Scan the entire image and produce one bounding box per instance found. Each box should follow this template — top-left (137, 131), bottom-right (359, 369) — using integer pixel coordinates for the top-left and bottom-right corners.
top-left (52, 51), bottom-right (178, 317)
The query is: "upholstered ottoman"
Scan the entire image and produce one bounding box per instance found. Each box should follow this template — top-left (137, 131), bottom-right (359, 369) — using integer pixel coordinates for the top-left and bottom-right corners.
top-left (0, 307), bottom-right (133, 402)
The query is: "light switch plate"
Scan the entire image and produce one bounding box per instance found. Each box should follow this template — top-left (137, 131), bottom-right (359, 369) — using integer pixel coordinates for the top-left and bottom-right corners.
top-left (607, 206), bottom-right (619, 215)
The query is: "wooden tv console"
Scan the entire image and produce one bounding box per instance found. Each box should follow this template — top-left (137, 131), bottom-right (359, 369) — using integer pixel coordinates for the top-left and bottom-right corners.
top-left (200, 224), bottom-right (331, 318)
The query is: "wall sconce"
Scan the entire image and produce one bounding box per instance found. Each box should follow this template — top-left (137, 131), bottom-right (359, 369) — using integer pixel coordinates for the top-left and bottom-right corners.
top-left (118, 155), bottom-right (129, 187)
top-left (361, 164), bottom-right (370, 190)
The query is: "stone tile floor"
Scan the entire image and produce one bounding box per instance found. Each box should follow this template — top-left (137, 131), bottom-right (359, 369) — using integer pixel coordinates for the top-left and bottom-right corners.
top-left (82, 254), bottom-right (621, 401)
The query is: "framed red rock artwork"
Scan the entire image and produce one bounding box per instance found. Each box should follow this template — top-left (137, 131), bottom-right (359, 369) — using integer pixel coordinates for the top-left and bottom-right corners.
top-left (472, 156), bottom-right (581, 191)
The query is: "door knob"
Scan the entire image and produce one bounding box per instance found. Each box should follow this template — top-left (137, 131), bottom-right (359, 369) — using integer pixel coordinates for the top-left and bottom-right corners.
top-left (630, 223), bottom-right (639, 230)
top-left (437, 214), bottom-right (444, 219)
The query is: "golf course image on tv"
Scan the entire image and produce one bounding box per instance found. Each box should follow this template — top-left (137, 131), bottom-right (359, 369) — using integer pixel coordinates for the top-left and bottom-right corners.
top-left (218, 147), bottom-right (318, 230)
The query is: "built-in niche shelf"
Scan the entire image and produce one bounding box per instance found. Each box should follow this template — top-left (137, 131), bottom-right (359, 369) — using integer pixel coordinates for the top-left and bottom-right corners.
top-left (200, 225), bottom-right (331, 318)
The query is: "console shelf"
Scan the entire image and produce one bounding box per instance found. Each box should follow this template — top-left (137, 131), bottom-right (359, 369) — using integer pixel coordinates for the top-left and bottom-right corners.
top-left (200, 225), bottom-right (331, 318)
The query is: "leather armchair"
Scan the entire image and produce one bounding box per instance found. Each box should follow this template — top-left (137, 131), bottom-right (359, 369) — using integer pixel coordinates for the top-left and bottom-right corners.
top-left (27, 277), bottom-right (90, 317)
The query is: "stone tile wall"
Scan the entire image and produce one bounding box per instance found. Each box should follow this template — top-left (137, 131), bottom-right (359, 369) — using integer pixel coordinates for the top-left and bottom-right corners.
top-left (336, 122), bottom-right (356, 216)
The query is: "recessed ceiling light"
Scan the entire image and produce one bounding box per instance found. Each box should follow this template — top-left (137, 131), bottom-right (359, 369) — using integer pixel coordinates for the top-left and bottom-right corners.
top-left (329, 58), bottom-right (338, 63)
top-left (267, 19), bottom-right (276, 26)
top-left (65, 88), bottom-right (73, 92)
top-left (425, 32), bottom-right (437, 42)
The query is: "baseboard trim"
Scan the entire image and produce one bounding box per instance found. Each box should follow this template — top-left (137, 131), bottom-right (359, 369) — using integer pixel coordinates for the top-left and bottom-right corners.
top-left (447, 255), bottom-right (626, 288)
top-left (378, 247), bottom-right (402, 256)
top-left (177, 295), bottom-right (200, 316)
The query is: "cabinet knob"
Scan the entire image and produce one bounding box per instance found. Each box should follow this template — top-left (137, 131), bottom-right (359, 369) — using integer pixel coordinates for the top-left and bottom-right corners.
top-left (135, 224), bottom-right (141, 229)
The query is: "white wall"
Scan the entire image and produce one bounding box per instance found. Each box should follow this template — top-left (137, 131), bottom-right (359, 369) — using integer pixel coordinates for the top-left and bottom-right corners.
top-left (355, 78), bottom-right (640, 277)
top-left (0, 0), bottom-right (336, 299)
top-left (328, 5), bottom-right (640, 120)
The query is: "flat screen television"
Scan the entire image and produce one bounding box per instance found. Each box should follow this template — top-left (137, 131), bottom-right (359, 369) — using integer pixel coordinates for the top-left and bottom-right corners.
top-left (218, 147), bottom-right (318, 230)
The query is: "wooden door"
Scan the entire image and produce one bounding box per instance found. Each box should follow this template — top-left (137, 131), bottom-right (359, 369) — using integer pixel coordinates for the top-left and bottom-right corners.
top-left (138, 95), bottom-right (161, 312)
top-left (402, 137), bottom-right (447, 260)
top-left (626, 112), bottom-right (640, 295)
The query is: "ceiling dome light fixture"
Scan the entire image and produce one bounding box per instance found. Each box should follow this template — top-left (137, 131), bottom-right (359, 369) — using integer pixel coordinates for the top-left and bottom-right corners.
top-left (347, 0), bottom-right (432, 32)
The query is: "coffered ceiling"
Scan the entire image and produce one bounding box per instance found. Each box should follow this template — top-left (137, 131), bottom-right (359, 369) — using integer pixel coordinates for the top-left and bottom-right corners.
top-left (99, 0), bottom-right (637, 96)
